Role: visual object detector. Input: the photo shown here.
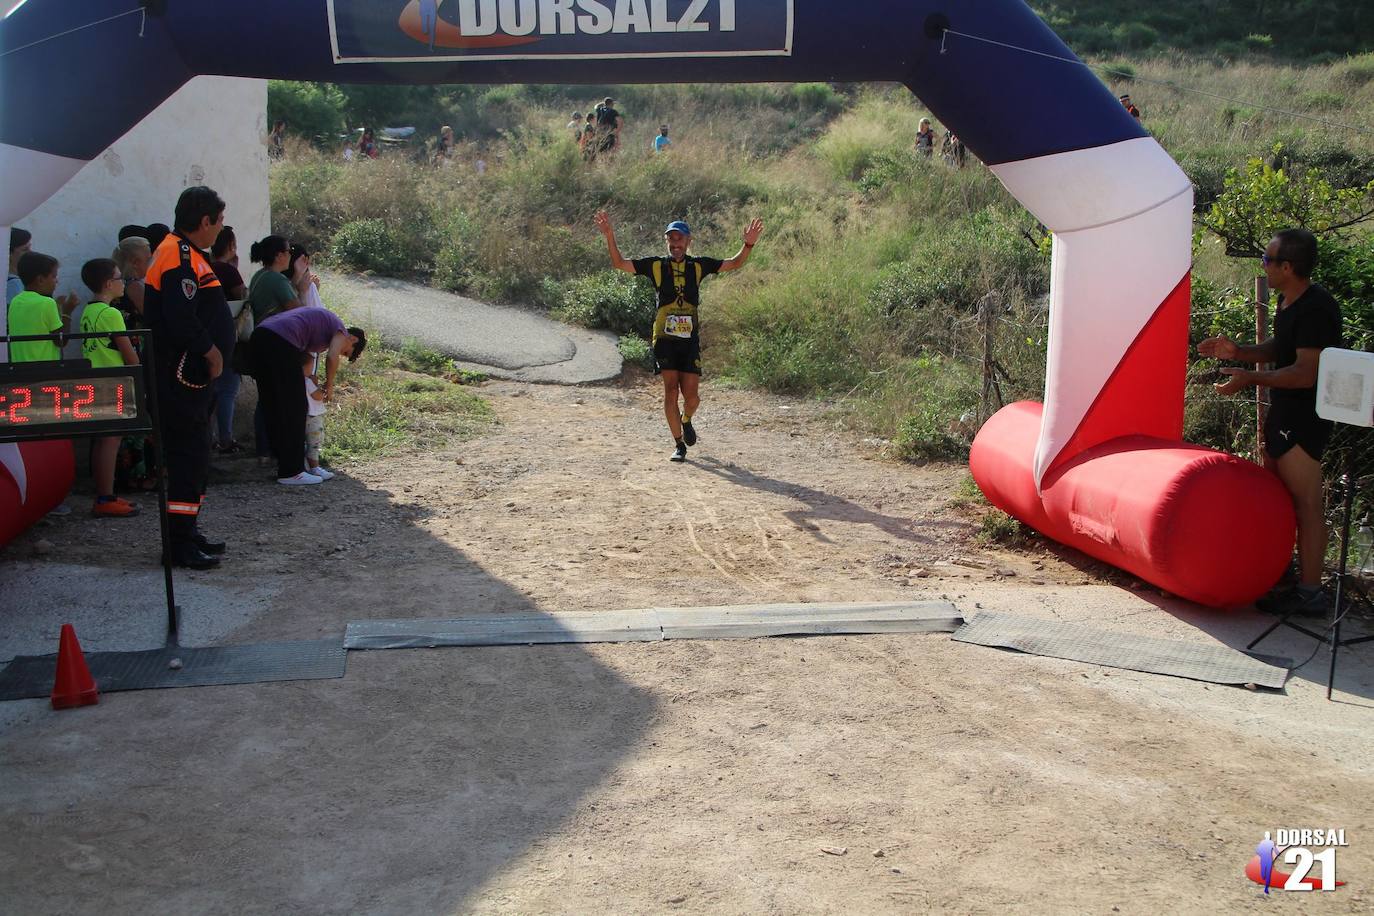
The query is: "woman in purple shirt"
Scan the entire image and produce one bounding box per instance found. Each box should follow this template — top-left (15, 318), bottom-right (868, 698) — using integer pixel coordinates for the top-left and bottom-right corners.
top-left (249, 307), bottom-right (366, 485)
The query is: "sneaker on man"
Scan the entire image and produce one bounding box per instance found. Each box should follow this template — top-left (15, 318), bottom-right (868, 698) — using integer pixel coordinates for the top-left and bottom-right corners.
top-left (681, 418), bottom-right (697, 446)
top-left (306, 465), bottom-right (335, 480)
top-left (1265, 584), bottom-right (1332, 619)
top-left (278, 471), bottom-right (322, 486)
top-left (670, 442), bottom-right (687, 463)
top-left (92, 497), bottom-right (140, 518)
top-left (47, 503), bottom-right (72, 518)
top-left (1255, 585), bottom-right (1301, 614)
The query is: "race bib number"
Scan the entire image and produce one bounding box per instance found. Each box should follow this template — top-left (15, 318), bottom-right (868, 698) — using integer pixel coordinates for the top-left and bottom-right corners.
top-left (665, 314), bottom-right (694, 338)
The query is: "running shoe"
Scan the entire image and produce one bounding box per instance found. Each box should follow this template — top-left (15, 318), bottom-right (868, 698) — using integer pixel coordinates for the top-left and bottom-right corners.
top-left (92, 497), bottom-right (140, 518)
top-left (278, 472), bottom-right (322, 486)
top-left (306, 465), bottom-right (335, 480)
top-left (681, 418), bottom-right (697, 446)
top-left (670, 442), bottom-right (687, 463)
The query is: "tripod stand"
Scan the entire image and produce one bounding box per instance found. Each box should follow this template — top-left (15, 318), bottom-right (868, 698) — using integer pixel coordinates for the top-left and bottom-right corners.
top-left (1249, 449), bottom-right (1374, 699)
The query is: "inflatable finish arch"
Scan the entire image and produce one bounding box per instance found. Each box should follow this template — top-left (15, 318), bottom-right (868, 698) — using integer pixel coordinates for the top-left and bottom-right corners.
top-left (1, 1), bottom-right (1293, 604)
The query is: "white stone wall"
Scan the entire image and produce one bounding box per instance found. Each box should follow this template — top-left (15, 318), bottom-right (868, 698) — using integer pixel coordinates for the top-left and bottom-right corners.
top-left (17, 76), bottom-right (270, 303)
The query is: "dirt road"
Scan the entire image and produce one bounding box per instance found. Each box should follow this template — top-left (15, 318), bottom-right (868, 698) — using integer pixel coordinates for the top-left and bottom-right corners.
top-left (2, 375), bottom-right (1371, 914)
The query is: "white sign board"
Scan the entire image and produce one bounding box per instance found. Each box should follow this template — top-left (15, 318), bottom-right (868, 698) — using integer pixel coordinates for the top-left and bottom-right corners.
top-left (1316, 348), bottom-right (1374, 428)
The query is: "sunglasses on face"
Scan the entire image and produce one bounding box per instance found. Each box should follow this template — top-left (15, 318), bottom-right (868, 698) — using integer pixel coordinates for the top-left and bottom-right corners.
top-left (1260, 254), bottom-right (1287, 267)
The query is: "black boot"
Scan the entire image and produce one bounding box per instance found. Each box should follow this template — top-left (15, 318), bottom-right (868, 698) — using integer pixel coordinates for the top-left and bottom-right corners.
top-left (164, 541), bottom-right (220, 570)
top-left (193, 532), bottom-right (226, 555)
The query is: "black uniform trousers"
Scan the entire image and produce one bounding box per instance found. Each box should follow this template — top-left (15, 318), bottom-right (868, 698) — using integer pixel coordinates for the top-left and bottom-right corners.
top-left (159, 373), bottom-right (214, 545)
top-left (250, 327), bottom-right (308, 480)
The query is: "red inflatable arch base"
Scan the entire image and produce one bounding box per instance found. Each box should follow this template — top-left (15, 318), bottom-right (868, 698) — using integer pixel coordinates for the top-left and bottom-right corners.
top-left (970, 402), bottom-right (1295, 608)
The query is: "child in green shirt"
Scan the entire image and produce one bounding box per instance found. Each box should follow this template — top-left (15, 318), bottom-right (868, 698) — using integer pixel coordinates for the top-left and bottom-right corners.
top-left (79, 258), bottom-right (141, 518)
top-left (7, 251), bottom-right (65, 362)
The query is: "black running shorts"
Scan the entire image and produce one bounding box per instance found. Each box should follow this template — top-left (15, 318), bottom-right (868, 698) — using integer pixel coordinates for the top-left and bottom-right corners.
top-left (1264, 399), bottom-right (1333, 462)
top-left (653, 337), bottom-right (702, 375)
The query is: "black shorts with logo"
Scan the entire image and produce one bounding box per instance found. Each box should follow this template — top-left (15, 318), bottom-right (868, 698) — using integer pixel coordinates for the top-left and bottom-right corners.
top-left (1264, 398), bottom-right (1333, 461)
top-left (653, 336), bottom-right (701, 375)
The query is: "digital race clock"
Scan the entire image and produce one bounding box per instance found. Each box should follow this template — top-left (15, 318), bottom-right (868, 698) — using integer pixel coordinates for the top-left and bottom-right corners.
top-left (0, 365), bottom-right (147, 441)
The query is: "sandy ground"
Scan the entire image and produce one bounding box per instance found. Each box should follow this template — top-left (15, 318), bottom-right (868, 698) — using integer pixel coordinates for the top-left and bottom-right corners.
top-left (2, 374), bottom-right (1372, 914)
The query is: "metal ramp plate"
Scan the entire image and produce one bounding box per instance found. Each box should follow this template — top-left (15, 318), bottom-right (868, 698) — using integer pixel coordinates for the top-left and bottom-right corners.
top-left (952, 612), bottom-right (1291, 689)
top-left (0, 639), bottom-right (347, 701)
top-left (346, 601), bottom-right (963, 649)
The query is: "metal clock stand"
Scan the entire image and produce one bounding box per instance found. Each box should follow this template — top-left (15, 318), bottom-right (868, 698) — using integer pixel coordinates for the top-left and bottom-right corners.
top-left (1, 329), bottom-right (181, 646)
top-left (1249, 447), bottom-right (1374, 700)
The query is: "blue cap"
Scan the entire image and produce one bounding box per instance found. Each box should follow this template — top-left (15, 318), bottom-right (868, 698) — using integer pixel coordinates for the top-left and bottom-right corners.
top-left (664, 220), bottom-right (691, 236)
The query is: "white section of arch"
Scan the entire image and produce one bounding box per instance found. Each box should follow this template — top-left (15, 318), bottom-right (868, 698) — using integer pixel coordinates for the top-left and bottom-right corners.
top-left (0, 443), bottom-right (25, 503)
top-left (990, 136), bottom-right (1195, 487)
top-left (1034, 190), bottom-right (1194, 485)
top-left (0, 144), bottom-right (86, 228)
top-left (990, 136), bottom-right (1192, 234)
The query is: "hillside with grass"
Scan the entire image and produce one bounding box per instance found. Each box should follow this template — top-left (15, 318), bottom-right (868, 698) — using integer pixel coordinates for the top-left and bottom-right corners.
top-left (270, 47), bottom-right (1374, 465)
top-left (1032, 0), bottom-right (1374, 61)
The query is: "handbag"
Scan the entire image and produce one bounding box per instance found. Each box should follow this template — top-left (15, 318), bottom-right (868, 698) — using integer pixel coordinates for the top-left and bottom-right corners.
top-left (228, 299), bottom-right (254, 343)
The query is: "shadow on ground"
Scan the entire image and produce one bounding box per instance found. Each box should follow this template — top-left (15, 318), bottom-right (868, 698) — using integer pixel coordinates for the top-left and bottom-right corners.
top-left (0, 461), bottom-right (655, 914)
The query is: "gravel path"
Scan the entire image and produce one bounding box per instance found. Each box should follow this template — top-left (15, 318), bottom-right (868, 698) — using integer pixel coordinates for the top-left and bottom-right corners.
top-left (322, 270), bottom-right (622, 383)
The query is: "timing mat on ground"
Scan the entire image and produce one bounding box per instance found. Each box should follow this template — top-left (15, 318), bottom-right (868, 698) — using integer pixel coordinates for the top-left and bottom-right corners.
top-left (952, 612), bottom-right (1292, 689)
top-left (0, 639), bottom-right (347, 700)
top-left (344, 601), bottom-right (965, 650)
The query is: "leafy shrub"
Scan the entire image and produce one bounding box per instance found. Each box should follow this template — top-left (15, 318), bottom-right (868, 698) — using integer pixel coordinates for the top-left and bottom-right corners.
top-left (331, 219), bottom-right (409, 274)
top-left (617, 334), bottom-right (655, 371)
top-left (1334, 55), bottom-right (1374, 89)
top-left (1101, 60), bottom-right (1137, 83)
top-left (790, 83), bottom-right (842, 113)
top-left (1113, 22), bottom-right (1159, 50)
top-left (555, 272), bottom-right (657, 337)
top-left (890, 356), bottom-right (979, 462)
top-left (1300, 92), bottom-right (1347, 112)
top-left (267, 81), bottom-right (347, 147)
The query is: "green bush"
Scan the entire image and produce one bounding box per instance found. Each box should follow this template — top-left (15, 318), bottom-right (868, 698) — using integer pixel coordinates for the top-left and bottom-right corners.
top-left (790, 83), bottom-right (842, 113)
top-left (890, 356), bottom-right (980, 462)
top-left (331, 219), bottom-right (409, 274)
top-left (617, 334), bottom-right (655, 371)
top-left (267, 81), bottom-right (347, 147)
top-left (1300, 91), bottom-right (1347, 112)
top-left (555, 272), bottom-right (658, 337)
top-left (1113, 22), bottom-right (1159, 50)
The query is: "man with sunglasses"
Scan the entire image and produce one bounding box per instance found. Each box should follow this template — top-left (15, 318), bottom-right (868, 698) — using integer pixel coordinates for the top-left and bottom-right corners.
top-left (1199, 228), bottom-right (1343, 616)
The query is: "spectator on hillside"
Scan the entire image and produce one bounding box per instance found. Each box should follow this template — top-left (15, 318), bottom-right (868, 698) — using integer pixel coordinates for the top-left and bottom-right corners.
top-left (269, 119), bottom-right (287, 159)
top-left (653, 125), bottom-right (672, 154)
top-left (941, 130), bottom-right (967, 168)
top-left (249, 307), bottom-right (365, 486)
top-left (79, 258), bottom-right (141, 517)
top-left (1119, 94), bottom-right (1141, 120)
top-left (567, 111), bottom-right (583, 132)
top-left (915, 118), bottom-right (935, 158)
top-left (594, 97), bottom-right (623, 156)
top-left (359, 129), bottom-right (379, 159)
top-left (580, 112), bottom-right (597, 160)
top-left (342, 138), bottom-right (356, 163)
top-left (433, 125), bottom-right (455, 166)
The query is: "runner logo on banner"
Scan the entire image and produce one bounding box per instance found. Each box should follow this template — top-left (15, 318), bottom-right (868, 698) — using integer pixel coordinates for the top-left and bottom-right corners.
top-left (327, 0), bottom-right (794, 63)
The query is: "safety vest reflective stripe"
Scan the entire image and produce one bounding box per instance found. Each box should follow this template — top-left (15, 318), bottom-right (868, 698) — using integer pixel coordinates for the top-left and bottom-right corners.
top-left (167, 501), bottom-right (200, 516)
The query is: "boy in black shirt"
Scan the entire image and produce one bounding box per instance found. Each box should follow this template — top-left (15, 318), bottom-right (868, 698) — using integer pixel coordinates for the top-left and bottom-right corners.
top-left (595, 211), bottom-right (763, 461)
top-left (1199, 228), bottom-right (1343, 616)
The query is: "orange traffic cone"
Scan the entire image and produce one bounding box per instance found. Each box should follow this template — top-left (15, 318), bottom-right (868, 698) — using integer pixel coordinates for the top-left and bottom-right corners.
top-left (51, 624), bottom-right (99, 710)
